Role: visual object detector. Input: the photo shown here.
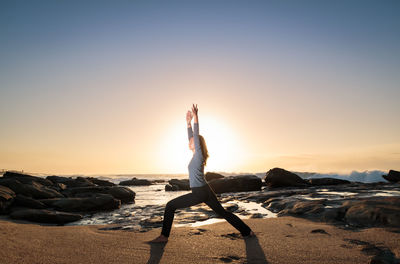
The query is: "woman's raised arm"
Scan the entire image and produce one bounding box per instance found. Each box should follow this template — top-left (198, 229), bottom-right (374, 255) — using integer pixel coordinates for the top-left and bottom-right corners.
top-left (187, 110), bottom-right (193, 141)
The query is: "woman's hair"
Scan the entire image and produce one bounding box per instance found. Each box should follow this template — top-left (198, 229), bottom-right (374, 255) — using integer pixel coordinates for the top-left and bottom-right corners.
top-left (198, 135), bottom-right (209, 166)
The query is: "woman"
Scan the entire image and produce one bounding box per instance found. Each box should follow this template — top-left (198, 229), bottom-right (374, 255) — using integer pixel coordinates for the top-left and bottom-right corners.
top-left (149, 104), bottom-right (255, 243)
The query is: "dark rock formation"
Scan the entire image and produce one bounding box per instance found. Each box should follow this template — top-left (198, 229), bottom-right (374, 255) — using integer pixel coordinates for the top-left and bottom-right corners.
top-left (382, 170), bottom-right (400, 183)
top-left (0, 178), bottom-right (64, 199)
top-left (342, 197), bottom-right (400, 227)
top-left (119, 177), bottom-right (152, 186)
top-left (307, 178), bottom-right (351, 186)
top-left (61, 186), bottom-right (135, 204)
top-left (14, 194), bottom-right (47, 209)
top-left (46, 176), bottom-right (96, 188)
top-left (208, 175), bottom-right (262, 194)
top-left (3, 171), bottom-right (53, 186)
top-left (278, 200), bottom-right (326, 216)
top-left (0, 185), bottom-right (15, 213)
top-left (205, 172), bottom-right (225, 182)
top-left (165, 179), bottom-right (190, 191)
top-left (39, 194), bottom-right (121, 212)
top-left (10, 208), bottom-right (82, 224)
top-left (264, 168), bottom-right (309, 188)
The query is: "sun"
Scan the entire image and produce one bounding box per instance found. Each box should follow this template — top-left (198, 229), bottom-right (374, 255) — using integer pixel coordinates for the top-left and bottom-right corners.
top-left (157, 115), bottom-right (247, 174)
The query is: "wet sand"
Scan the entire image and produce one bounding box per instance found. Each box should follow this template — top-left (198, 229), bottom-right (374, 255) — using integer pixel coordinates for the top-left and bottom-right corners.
top-left (0, 216), bottom-right (399, 264)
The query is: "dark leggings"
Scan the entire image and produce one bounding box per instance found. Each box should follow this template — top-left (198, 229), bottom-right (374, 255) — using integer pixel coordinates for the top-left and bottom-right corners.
top-left (161, 183), bottom-right (252, 237)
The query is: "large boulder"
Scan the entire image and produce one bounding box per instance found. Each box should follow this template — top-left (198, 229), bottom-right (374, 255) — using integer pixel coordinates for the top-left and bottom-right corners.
top-left (205, 172), bottom-right (225, 182)
top-left (342, 197), bottom-right (400, 227)
top-left (14, 194), bottom-right (47, 209)
top-left (382, 170), bottom-right (400, 183)
top-left (10, 208), bottom-right (82, 224)
top-left (264, 168), bottom-right (308, 188)
top-left (165, 179), bottom-right (190, 191)
top-left (39, 194), bottom-right (121, 212)
top-left (278, 200), bottom-right (326, 216)
top-left (61, 186), bottom-right (135, 204)
top-left (208, 175), bottom-right (262, 194)
top-left (0, 178), bottom-right (64, 199)
top-left (107, 186), bottom-right (136, 203)
top-left (307, 178), bottom-right (351, 186)
top-left (2, 171), bottom-right (53, 186)
top-left (46, 176), bottom-right (96, 188)
top-left (119, 177), bottom-right (152, 186)
top-left (0, 185), bottom-right (16, 213)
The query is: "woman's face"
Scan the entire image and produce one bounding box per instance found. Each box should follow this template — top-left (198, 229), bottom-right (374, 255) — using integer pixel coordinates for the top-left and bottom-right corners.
top-left (189, 137), bottom-right (194, 151)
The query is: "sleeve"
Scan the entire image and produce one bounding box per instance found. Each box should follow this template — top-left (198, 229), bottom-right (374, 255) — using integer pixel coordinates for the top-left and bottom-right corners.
top-left (187, 125), bottom-right (193, 141)
top-left (193, 122), bottom-right (202, 155)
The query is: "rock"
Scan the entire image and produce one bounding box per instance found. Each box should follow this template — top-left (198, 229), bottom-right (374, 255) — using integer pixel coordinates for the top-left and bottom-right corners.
top-left (61, 186), bottom-right (135, 204)
top-left (265, 199), bottom-right (292, 213)
top-left (85, 177), bottom-right (115, 186)
top-left (39, 194), bottom-right (121, 212)
top-left (119, 177), bottom-right (152, 186)
top-left (278, 200), bottom-right (325, 216)
top-left (382, 170), bottom-right (400, 183)
top-left (208, 175), bottom-right (262, 194)
top-left (343, 197), bottom-right (400, 227)
top-left (165, 179), bottom-right (190, 191)
top-left (10, 208), bottom-right (82, 224)
top-left (0, 185), bottom-right (15, 213)
top-left (308, 178), bottom-right (351, 186)
top-left (264, 168), bottom-right (309, 188)
top-left (205, 172), bottom-right (225, 182)
top-left (0, 178), bottom-right (64, 199)
top-left (46, 176), bottom-right (96, 188)
top-left (107, 186), bottom-right (135, 203)
top-left (2, 171), bottom-right (53, 186)
top-left (14, 194), bottom-right (47, 209)
top-left (165, 184), bottom-right (178, 191)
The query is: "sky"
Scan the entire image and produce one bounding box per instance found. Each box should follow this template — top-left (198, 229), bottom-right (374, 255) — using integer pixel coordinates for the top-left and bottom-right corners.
top-left (1, 0), bottom-right (399, 175)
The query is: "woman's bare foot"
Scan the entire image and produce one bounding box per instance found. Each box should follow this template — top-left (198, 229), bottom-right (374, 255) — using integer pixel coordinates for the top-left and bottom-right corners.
top-left (243, 230), bottom-right (255, 238)
top-left (148, 234), bottom-right (169, 243)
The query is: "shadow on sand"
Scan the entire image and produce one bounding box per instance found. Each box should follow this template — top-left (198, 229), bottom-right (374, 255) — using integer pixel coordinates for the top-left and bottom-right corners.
top-left (144, 233), bottom-right (268, 264)
top-left (245, 234), bottom-right (268, 264)
top-left (146, 242), bottom-right (166, 264)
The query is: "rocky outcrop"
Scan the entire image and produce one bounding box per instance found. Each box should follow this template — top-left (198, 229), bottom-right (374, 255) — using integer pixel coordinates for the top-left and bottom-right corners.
top-left (0, 178), bottom-right (64, 199)
top-left (341, 197), bottom-right (400, 227)
top-left (0, 171), bottom-right (136, 224)
top-left (165, 179), bottom-right (190, 191)
top-left (39, 194), bottom-right (121, 212)
top-left (46, 176), bottom-right (96, 188)
top-left (208, 175), bottom-right (262, 194)
top-left (14, 194), bottom-right (47, 209)
top-left (205, 172), bottom-right (225, 182)
top-left (61, 186), bottom-right (135, 203)
top-left (3, 171), bottom-right (53, 186)
top-left (10, 208), bottom-right (82, 224)
top-left (307, 178), bottom-right (351, 186)
top-left (382, 170), bottom-right (400, 183)
top-left (264, 168), bottom-right (308, 188)
top-left (119, 177), bottom-right (152, 186)
top-left (0, 185), bottom-right (15, 213)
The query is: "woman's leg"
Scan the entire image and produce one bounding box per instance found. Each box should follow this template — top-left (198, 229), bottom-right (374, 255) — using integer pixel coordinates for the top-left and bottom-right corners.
top-left (204, 185), bottom-right (252, 236)
top-left (161, 191), bottom-right (205, 237)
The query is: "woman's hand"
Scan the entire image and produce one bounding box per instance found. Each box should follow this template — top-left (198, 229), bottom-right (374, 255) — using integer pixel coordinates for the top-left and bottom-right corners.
top-left (191, 104), bottom-right (198, 117)
top-left (186, 110), bottom-right (193, 124)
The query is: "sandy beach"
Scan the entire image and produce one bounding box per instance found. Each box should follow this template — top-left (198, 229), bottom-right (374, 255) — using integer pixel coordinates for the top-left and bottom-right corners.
top-left (1, 216), bottom-right (399, 264)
